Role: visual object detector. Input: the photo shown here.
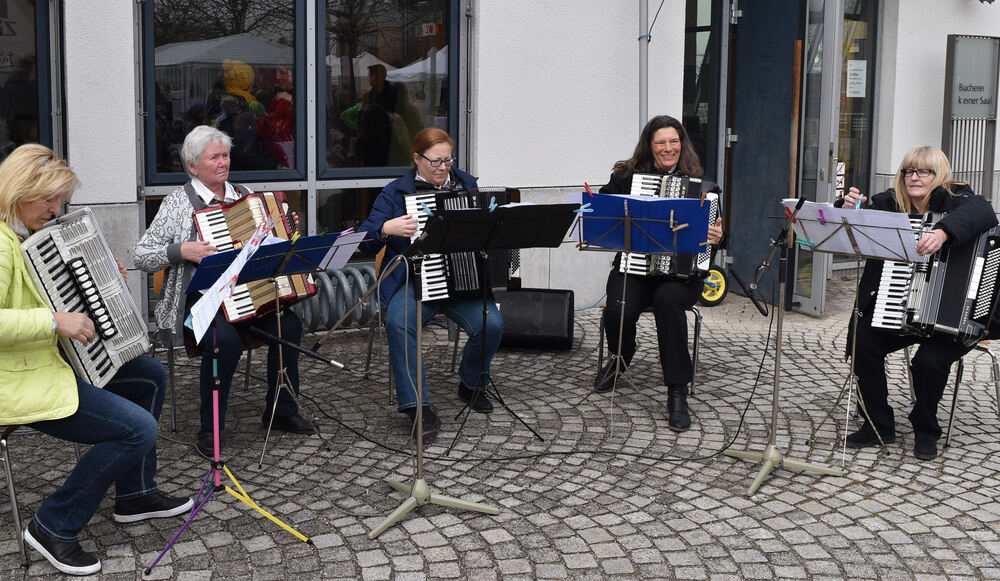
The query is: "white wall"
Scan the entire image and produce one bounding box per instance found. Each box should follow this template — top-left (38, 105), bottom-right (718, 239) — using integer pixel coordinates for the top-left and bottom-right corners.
top-left (470, 1), bottom-right (685, 306)
top-left (878, 0), bottom-right (1000, 178)
top-left (63, 2), bottom-right (139, 206)
top-left (471, 1), bottom-right (685, 188)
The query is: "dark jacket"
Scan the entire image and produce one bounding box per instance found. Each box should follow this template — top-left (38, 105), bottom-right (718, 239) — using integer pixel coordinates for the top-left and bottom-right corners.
top-left (359, 167), bottom-right (479, 307)
top-left (834, 183), bottom-right (997, 320)
top-left (599, 167), bottom-right (723, 278)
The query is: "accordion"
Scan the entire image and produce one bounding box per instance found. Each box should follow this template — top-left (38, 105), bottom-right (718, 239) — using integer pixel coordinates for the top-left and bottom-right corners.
top-left (20, 208), bottom-right (151, 388)
top-left (872, 212), bottom-right (1000, 343)
top-left (618, 173), bottom-right (721, 279)
top-left (404, 188), bottom-right (497, 302)
top-left (193, 191), bottom-right (317, 323)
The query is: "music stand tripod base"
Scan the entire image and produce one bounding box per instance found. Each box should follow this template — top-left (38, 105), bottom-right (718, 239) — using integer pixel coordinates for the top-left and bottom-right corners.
top-left (368, 478), bottom-right (500, 539)
top-left (724, 444), bottom-right (843, 496)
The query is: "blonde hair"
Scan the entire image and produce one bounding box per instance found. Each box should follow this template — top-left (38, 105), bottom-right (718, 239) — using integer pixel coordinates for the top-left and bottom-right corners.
top-left (892, 146), bottom-right (957, 214)
top-left (0, 144), bottom-right (78, 227)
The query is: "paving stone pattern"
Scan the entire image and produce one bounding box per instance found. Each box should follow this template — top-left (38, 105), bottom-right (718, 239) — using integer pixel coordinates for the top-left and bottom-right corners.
top-left (1, 277), bottom-right (999, 579)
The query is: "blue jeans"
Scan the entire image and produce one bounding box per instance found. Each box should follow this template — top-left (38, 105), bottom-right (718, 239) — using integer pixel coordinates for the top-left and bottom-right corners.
top-left (385, 282), bottom-right (503, 411)
top-left (28, 355), bottom-right (166, 542)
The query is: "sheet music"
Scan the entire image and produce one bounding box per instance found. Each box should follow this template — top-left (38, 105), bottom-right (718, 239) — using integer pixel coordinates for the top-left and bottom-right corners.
top-left (781, 199), bottom-right (919, 262)
top-left (188, 220), bottom-right (269, 343)
top-left (567, 191), bottom-right (585, 243)
top-left (320, 230), bottom-right (366, 270)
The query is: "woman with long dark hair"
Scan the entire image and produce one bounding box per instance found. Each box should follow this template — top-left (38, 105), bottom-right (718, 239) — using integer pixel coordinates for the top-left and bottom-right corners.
top-left (595, 115), bottom-right (723, 432)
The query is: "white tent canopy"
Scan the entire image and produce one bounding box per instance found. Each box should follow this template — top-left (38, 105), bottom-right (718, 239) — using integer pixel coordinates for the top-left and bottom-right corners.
top-left (387, 46), bottom-right (448, 83)
top-left (155, 33), bottom-right (293, 67)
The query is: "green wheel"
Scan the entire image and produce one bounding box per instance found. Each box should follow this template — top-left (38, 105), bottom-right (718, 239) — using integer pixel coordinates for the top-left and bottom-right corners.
top-left (699, 267), bottom-right (728, 307)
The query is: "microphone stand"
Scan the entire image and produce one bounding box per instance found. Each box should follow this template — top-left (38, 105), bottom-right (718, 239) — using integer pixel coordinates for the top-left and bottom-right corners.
top-left (724, 199), bottom-right (843, 495)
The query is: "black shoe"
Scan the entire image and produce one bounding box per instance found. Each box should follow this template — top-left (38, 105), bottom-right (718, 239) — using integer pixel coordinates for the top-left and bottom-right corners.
top-left (667, 384), bottom-right (691, 432)
top-left (594, 359), bottom-right (627, 393)
top-left (458, 383), bottom-right (494, 413)
top-left (195, 430), bottom-right (221, 460)
top-left (264, 413), bottom-right (315, 435)
top-left (403, 406), bottom-right (441, 440)
top-left (113, 492), bottom-right (194, 523)
top-left (914, 433), bottom-right (938, 461)
top-left (846, 424), bottom-right (895, 449)
top-left (24, 520), bottom-right (101, 576)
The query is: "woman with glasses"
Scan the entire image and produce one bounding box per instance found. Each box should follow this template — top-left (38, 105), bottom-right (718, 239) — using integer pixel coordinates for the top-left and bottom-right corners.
top-left (837, 145), bottom-right (997, 461)
top-left (359, 127), bottom-right (503, 440)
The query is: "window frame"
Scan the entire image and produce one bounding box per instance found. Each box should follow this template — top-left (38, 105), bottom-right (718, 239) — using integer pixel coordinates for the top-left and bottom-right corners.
top-left (315, 0), bottom-right (462, 181)
top-left (139, 0), bottom-right (308, 186)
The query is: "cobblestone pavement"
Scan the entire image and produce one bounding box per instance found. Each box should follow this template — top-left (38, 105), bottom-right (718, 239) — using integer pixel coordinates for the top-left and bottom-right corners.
top-left (2, 276), bottom-right (1000, 580)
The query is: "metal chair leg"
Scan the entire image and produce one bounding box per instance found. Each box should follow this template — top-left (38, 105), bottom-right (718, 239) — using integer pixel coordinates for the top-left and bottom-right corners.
top-left (242, 347), bottom-right (254, 391)
top-left (1, 426), bottom-right (29, 568)
top-left (945, 357), bottom-right (965, 447)
top-left (904, 345), bottom-right (916, 402)
top-left (689, 306), bottom-right (702, 396)
top-left (166, 338), bottom-right (177, 432)
top-left (449, 319), bottom-right (460, 372)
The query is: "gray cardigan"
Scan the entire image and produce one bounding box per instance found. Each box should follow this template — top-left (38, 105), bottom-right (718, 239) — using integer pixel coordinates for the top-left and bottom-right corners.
top-left (134, 181), bottom-right (251, 336)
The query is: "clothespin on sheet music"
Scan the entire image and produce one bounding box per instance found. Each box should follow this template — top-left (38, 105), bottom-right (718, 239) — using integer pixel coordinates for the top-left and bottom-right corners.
top-left (699, 191), bottom-right (706, 207)
top-left (584, 182), bottom-right (594, 198)
top-left (488, 196), bottom-right (497, 212)
top-left (574, 203), bottom-right (593, 214)
top-left (817, 209), bottom-right (826, 225)
top-left (783, 207), bottom-right (797, 223)
top-left (337, 227), bottom-right (355, 238)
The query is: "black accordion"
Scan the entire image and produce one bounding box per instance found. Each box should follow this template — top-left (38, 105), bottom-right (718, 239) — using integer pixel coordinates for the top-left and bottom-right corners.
top-left (404, 188), bottom-right (507, 302)
top-left (618, 173), bottom-right (721, 279)
top-left (872, 212), bottom-right (1000, 343)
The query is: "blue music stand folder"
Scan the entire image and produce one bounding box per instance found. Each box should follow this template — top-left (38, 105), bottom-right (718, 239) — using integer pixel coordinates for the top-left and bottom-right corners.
top-left (186, 232), bottom-right (359, 293)
top-left (580, 193), bottom-right (708, 254)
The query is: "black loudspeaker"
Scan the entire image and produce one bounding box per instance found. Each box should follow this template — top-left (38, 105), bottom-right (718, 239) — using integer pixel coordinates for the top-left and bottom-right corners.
top-left (494, 288), bottom-right (574, 350)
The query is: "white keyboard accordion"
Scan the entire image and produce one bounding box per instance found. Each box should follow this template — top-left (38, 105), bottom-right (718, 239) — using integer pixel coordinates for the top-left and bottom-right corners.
top-left (404, 189), bottom-right (489, 302)
top-left (871, 212), bottom-right (1000, 342)
top-left (193, 191), bottom-right (316, 323)
top-left (20, 208), bottom-right (151, 388)
top-left (618, 173), bottom-right (721, 279)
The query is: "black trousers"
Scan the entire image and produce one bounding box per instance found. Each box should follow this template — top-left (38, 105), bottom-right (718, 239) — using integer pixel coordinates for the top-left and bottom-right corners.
top-left (852, 313), bottom-right (975, 439)
top-left (184, 295), bottom-right (302, 433)
top-left (603, 269), bottom-right (702, 386)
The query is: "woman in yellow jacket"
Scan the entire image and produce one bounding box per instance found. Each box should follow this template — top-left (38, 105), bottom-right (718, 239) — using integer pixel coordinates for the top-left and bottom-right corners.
top-left (0, 145), bottom-right (191, 576)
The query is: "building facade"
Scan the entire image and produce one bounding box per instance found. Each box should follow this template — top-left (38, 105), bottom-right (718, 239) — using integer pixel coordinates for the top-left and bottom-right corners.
top-left (3, 0), bottom-right (999, 318)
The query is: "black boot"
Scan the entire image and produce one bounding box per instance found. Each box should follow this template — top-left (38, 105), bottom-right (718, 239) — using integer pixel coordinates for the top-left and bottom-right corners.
top-left (667, 384), bottom-right (690, 432)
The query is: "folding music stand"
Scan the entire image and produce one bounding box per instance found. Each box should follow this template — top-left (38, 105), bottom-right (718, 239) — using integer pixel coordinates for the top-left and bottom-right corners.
top-left (367, 229), bottom-right (500, 540)
top-left (149, 233), bottom-right (363, 573)
top-left (417, 203), bottom-right (579, 452)
top-left (779, 200), bottom-right (922, 452)
top-left (576, 195), bottom-right (711, 400)
top-left (724, 199), bottom-right (916, 495)
top-left (188, 232), bottom-right (363, 463)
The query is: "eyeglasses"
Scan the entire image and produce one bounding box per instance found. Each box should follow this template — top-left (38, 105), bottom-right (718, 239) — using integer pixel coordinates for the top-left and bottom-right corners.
top-left (420, 154), bottom-right (456, 167)
top-left (901, 168), bottom-right (935, 178)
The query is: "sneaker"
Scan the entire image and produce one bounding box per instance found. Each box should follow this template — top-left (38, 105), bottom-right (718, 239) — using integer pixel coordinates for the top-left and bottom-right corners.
top-left (914, 433), bottom-right (938, 461)
top-left (263, 413), bottom-right (316, 435)
top-left (457, 383), bottom-right (494, 413)
top-left (24, 520), bottom-right (101, 576)
top-left (113, 492), bottom-right (194, 523)
top-left (594, 359), bottom-right (627, 393)
top-left (846, 423), bottom-right (895, 449)
top-left (403, 406), bottom-right (441, 440)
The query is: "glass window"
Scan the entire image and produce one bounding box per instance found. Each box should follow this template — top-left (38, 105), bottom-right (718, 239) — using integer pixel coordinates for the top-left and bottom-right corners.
top-left (683, 0), bottom-right (721, 177)
top-left (144, 0), bottom-right (301, 182)
top-left (321, 0), bottom-right (451, 175)
top-left (0, 0), bottom-right (53, 161)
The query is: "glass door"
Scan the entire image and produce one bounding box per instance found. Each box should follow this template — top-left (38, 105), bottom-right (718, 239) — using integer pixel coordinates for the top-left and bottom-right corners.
top-left (792, 0), bottom-right (844, 316)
